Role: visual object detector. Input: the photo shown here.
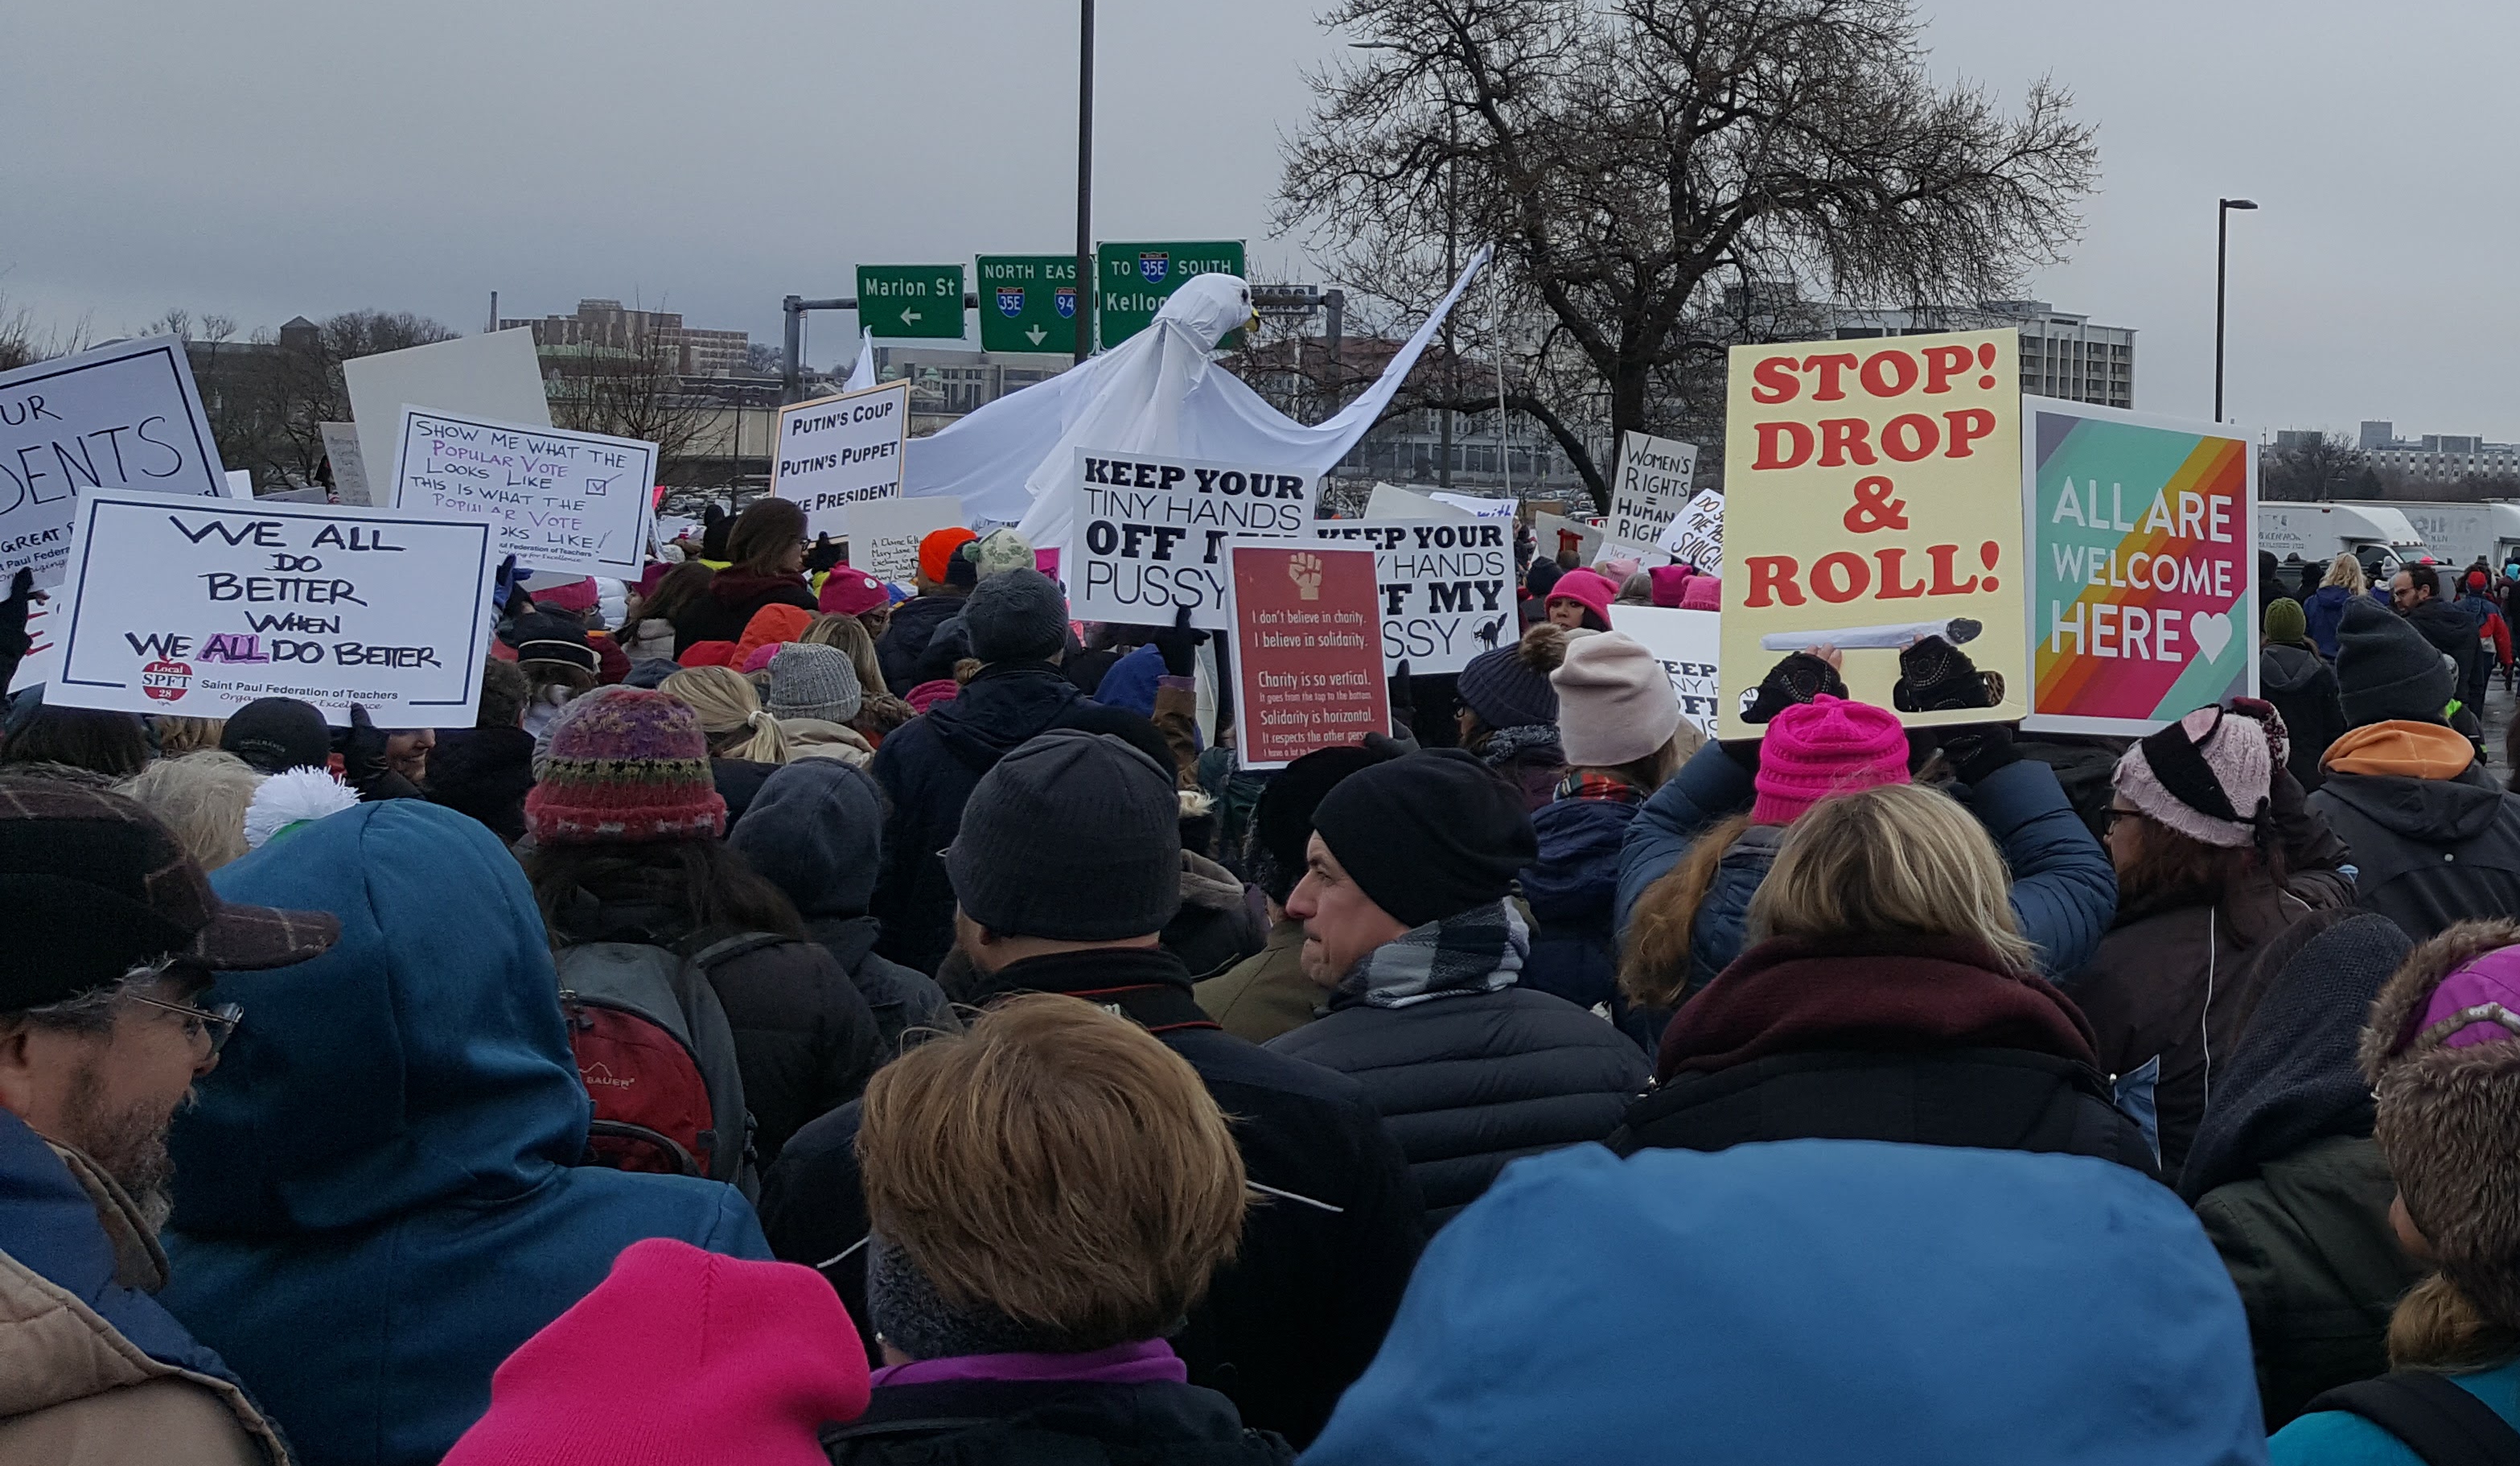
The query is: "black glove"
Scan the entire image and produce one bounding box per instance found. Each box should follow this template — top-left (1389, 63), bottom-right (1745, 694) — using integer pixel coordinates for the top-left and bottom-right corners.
top-left (806, 533), bottom-right (845, 574)
top-left (1152, 605), bottom-right (1206, 678)
top-left (491, 555), bottom-right (521, 616)
top-left (1387, 659), bottom-right (1414, 718)
top-left (1893, 636), bottom-right (2001, 713)
top-left (1934, 723), bottom-right (2018, 788)
top-left (338, 704), bottom-right (422, 801)
top-left (0, 570), bottom-right (42, 659)
top-left (1740, 652), bottom-right (1848, 726)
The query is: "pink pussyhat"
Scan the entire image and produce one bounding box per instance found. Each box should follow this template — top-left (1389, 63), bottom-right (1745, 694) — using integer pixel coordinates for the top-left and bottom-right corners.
top-left (1647, 565), bottom-right (1693, 608)
top-left (1679, 574), bottom-right (1720, 612)
top-left (1750, 695), bottom-right (1912, 825)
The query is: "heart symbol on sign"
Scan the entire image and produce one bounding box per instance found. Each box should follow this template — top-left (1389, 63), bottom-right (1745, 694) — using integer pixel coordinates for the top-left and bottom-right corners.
top-left (2189, 611), bottom-right (2232, 662)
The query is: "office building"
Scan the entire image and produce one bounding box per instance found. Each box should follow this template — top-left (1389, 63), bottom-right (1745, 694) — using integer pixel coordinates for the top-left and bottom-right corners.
top-left (1831, 300), bottom-right (2135, 409)
top-left (499, 299), bottom-right (750, 377)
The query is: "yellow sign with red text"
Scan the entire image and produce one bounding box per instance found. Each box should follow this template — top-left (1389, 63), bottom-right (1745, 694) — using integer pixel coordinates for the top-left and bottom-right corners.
top-left (1716, 329), bottom-right (2026, 738)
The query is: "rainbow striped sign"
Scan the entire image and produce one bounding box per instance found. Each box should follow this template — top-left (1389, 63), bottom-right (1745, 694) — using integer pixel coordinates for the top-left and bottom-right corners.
top-left (2024, 399), bottom-right (2258, 735)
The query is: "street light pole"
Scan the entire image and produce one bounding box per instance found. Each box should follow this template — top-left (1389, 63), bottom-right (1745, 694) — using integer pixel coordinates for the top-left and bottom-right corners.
top-left (1440, 106), bottom-right (1457, 489)
top-left (1074, 0), bottom-right (1095, 365)
top-left (2214, 197), bottom-right (2258, 422)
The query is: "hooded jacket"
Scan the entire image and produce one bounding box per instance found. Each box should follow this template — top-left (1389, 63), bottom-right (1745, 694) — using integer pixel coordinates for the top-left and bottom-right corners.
top-left (1616, 743), bottom-right (2117, 994)
top-left (726, 760), bottom-right (953, 1063)
top-left (874, 593), bottom-right (968, 695)
top-left (1519, 789), bottom-right (1653, 1047)
top-left (0, 1113), bottom-right (285, 1466)
top-left (160, 802), bottom-right (772, 1466)
top-left (1163, 851), bottom-right (1268, 982)
top-left (2259, 643), bottom-right (2347, 792)
top-left (2309, 720), bottom-right (2520, 939)
top-left (2404, 595), bottom-right (2481, 692)
top-left (759, 946), bottom-right (1427, 1448)
top-left (671, 570), bottom-right (819, 656)
top-left (1303, 1141), bottom-right (2267, 1466)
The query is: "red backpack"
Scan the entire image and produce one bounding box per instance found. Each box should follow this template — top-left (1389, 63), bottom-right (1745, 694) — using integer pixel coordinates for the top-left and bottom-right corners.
top-left (554, 934), bottom-right (774, 1194)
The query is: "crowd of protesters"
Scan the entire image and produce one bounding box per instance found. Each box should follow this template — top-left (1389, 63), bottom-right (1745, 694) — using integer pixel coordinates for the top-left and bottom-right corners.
top-left (6, 502), bottom-right (2520, 1464)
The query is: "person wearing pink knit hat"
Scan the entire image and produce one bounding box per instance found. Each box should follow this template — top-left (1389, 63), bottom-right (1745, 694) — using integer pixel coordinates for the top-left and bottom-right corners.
top-left (1545, 568), bottom-right (1617, 632)
top-left (1647, 564), bottom-right (1693, 608)
top-left (442, 1237), bottom-right (870, 1466)
top-left (1679, 574), bottom-right (1720, 612)
top-left (1747, 695), bottom-right (1911, 826)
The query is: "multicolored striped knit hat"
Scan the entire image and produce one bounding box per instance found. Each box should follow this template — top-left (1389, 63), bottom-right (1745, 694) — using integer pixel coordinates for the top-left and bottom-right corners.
top-left (525, 688), bottom-right (726, 846)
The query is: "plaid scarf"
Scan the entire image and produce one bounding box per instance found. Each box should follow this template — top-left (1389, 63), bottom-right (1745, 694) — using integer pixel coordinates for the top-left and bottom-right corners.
top-left (1339, 899), bottom-right (1529, 1010)
top-left (1555, 771), bottom-right (1644, 805)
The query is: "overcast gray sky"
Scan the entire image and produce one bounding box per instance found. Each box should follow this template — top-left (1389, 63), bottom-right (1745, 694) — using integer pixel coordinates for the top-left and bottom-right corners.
top-left (6, 1), bottom-right (2512, 441)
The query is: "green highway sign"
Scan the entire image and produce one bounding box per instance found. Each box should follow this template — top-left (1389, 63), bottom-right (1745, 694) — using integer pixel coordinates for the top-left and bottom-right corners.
top-left (1095, 240), bottom-right (1245, 347)
top-left (975, 255), bottom-right (1083, 354)
top-left (856, 264), bottom-right (966, 340)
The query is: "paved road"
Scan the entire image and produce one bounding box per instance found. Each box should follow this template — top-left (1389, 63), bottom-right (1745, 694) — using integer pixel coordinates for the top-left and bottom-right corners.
top-left (2486, 673), bottom-right (2514, 775)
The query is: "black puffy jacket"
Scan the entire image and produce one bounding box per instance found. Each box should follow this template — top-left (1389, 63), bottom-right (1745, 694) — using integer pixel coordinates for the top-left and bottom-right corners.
top-left (825, 1374), bottom-right (1293, 1466)
top-left (874, 592), bottom-right (968, 694)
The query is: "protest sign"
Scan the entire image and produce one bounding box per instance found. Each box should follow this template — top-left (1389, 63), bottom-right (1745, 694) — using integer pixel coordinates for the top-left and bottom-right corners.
top-left (0, 336), bottom-right (228, 586)
top-left (1228, 543), bottom-right (1388, 769)
top-left (771, 381), bottom-right (911, 541)
top-left (1367, 483), bottom-right (1471, 522)
top-left (1428, 491), bottom-right (1516, 521)
top-left (1312, 517), bottom-right (1515, 673)
top-left (1658, 490), bottom-right (1725, 574)
top-left (319, 422), bottom-right (371, 505)
top-left (1718, 329), bottom-right (2025, 738)
top-left (850, 495), bottom-right (965, 587)
top-left (1068, 450), bottom-right (1316, 631)
top-left (224, 471), bottom-right (253, 499)
top-left (389, 409), bottom-right (656, 579)
top-left (47, 490), bottom-right (495, 725)
top-left (1531, 511), bottom-right (1603, 568)
top-left (2022, 397), bottom-right (2256, 735)
top-left (1607, 432), bottom-right (1699, 546)
top-left (343, 329), bottom-right (550, 504)
top-left (1613, 607), bottom-right (1725, 735)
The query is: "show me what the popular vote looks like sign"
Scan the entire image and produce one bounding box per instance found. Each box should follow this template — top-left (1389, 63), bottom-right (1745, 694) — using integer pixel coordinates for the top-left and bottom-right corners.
top-left (1067, 450), bottom-right (1318, 632)
top-left (47, 491), bottom-right (495, 726)
top-left (1311, 517), bottom-right (1515, 674)
top-left (388, 409), bottom-right (656, 579)
top-left (0, 338), bottom-right (228, 587)
top-left (2025, 397), bottom-right (2257, 735)
top-left (771, 381), bottom-right (913, 541)
top-left (1720, 328), bottom-right (2026, 738)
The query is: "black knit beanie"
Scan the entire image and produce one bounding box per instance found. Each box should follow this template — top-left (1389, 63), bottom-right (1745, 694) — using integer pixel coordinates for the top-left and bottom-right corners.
top-left (1251, 743), bottom-right (1396, 904)
top-left (2334, 595), bottom-right (2454, 727)
top-left (1310, 748), bottom-right (1535, 929)
top-left (948, 729), bottom-right (1180, 940)
top-left (219, 697), bottom-right (333, 774)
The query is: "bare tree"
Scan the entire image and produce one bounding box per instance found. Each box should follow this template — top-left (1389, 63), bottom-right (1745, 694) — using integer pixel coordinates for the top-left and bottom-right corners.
top-left (2262, 433), bottom-right (2374, 503)
top-left (0, 291), bottom-right (92, 373)
top-left (543, 321), bottom-right (713, 480)
top-left (207, 311), bottom-right (458, 488)
top-left (1277, 0), bottom-right (2099, 509)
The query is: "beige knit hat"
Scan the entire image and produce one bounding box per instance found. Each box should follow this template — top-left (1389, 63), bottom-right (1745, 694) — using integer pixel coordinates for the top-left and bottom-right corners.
top-left (1552, 632), bottom-right (1683, 768)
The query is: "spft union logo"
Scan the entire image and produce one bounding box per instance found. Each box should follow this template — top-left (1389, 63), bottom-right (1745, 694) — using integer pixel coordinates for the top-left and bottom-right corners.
top-left (140, 659), bottom-right (191, 703)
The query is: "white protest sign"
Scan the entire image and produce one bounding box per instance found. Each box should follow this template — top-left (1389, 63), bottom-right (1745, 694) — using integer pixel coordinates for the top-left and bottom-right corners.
top-left (1069, 449), bottom-right (1317, 631)
top-left (224, 471), bottom-right (253, 499)
top-left (1608, 432), bottom-right (1698, 545)
top-left (1531, 510), bottom-right (1603, 567)
top-left (850, 495), bottom-right (965, 586)
top-left (1614, 606), bottom-right (1724, 735)
top-left (771, 381), bottom-right (911, 540)
top-left (1312, 517), bottom-right (1516, 673)
top-left (0, 337), bottom-right (228, 587)
top-left (1657, 489), bottom-right (1724, 574)
top-left (1429, 490), bottom-right (1516, 521)
top-left (1366, 483), bottom-right (1471, 522)
top-left (47, 490), bottom-right (495, 725)
top-left (343, 330), bottom-right (551, 503)
top-left (389, 408), bottom-right (656, 578)
top-left (319, 422), bottom-right (371, 505)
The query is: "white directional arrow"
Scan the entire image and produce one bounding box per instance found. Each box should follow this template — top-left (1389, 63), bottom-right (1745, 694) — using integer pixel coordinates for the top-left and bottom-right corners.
top-left (900, 308), bottom-right (922, 325)
top-left (1025, 325), bottom-right (1048, 346)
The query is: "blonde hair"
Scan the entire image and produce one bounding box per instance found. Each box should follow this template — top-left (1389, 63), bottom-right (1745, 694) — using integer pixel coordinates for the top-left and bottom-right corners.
top-left (116, 751), bottom-right (263, 871)
top-left (659, 665), bottom-right (791, 764)
top-left (1745, 782), bottom-right (2038, 972)
top-left (858, 994), bottom-right (1247, 1349)
top-left (804, 613), bottom-right (888, 699)
top-left (2387, 1272), bottom-right (2520, 1372)
top-left (2325, 553), bottom-right (2368, 592)
top-left (150, 716), bottom-right (226, 758)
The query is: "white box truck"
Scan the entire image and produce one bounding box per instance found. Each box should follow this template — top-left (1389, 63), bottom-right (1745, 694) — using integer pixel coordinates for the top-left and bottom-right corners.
top-left (2259, 502), bottom-right (2432, 581)
top-left (2333, 500), bottom-right (2520, 574)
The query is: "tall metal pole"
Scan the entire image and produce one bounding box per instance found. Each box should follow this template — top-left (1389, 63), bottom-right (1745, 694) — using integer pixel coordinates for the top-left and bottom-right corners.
top-left (1440, 106), bottom-right (1457, 488)
top-left (1075, 0), bottom-right (1096, 364)
top-left (2214, 198), bottom-right (2257, 423)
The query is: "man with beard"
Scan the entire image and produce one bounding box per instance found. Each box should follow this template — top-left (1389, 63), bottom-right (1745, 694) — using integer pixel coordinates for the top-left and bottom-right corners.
top-left (0, 781), bottom-right (336, 1464)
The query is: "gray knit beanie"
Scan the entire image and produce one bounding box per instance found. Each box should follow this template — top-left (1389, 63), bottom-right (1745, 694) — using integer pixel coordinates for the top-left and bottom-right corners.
top-left (764, 642), bottom-right (863, 723)
top-left (2335, 594), bottom-right (2455, 727)
top-left (947, 729), bottom-right (1179, 939)
top-left (963, 568), bottom-right (1069, 664)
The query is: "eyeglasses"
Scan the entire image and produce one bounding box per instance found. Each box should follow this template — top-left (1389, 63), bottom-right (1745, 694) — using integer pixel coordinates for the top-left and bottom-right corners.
top-left (2100, 806), bottom-right (2146, 834)
top-left (126, 994), bottom-right (243, 1057)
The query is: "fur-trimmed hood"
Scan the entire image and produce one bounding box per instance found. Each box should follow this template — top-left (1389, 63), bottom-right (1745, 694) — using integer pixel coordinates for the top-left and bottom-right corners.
top-left (2360, 916), bottom-right (2520, 1324)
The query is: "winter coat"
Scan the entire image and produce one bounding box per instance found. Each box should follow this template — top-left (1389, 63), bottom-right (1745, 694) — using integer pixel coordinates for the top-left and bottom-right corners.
top-left (669, 570), bottom-right (818, 655)
top-left (2405, 596), bottom-right (2482, 693)
top-left (1520, 790), bottom-right (1652, 1046)
top-left (1613, 934), bottom-right (2158, 1176)
top-left (760, 946), bottom-right (1427, 1447)
top-left (2064, 861), bottom-right (2356, 1180)
top-left (801, 915), bottom-right (956, 1062)
top-left (1266, 908), bottom-right (1650, 1225)
top-left (709, 756), bottom-right (779, 828)
top-left (0, 1112), bottom-right (284, 1466)
top-left (2309, 736), bottom-right (2520, 940)
top-left (825, 1371), bottom-right (1294, 1466)
top-left (424, 725), bottom-right (536, 844)
top-left (1617, 743), bottom-right (2117, 992)
top-left (2305, 584), bottom-right (2357, 660)
top-left (2262, 643), bottom-right (2349, 791)
top-left (867, 661), bottom-right (1117, 973)
top-left (1195, 919), bottom-right (1320, 1044)
top-left (2272, 1357), bottom-right (2520, 1463)
top-left (1165, 851), bottom-right (1268, 982)
top-left (1302, 1141), bottom-right (2267, 1466)
top-left (163, 802), bottom-right (771, 1466)
top-left (874, 592), bottom-right (969, 694)
top-left (547, 880), bottom-right (884, 1168)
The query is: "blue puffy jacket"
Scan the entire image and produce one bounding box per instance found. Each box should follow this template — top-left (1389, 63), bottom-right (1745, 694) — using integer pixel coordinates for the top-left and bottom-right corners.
top-left (1616, 743), bottom-right (2116, 990)
top-left (2303, 584), bottom-right (2356, 660)
top-left (1305, 1140), bottom-right (2267, 1465)
top-left (1521, 794), bottom-right (1657, 1048)
top-left (161, 802), bottom-right (771, 1466)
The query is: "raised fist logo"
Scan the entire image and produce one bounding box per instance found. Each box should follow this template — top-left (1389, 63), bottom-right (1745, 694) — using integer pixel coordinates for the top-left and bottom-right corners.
top-left (1288, 551), bottom-right (1322, 602)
